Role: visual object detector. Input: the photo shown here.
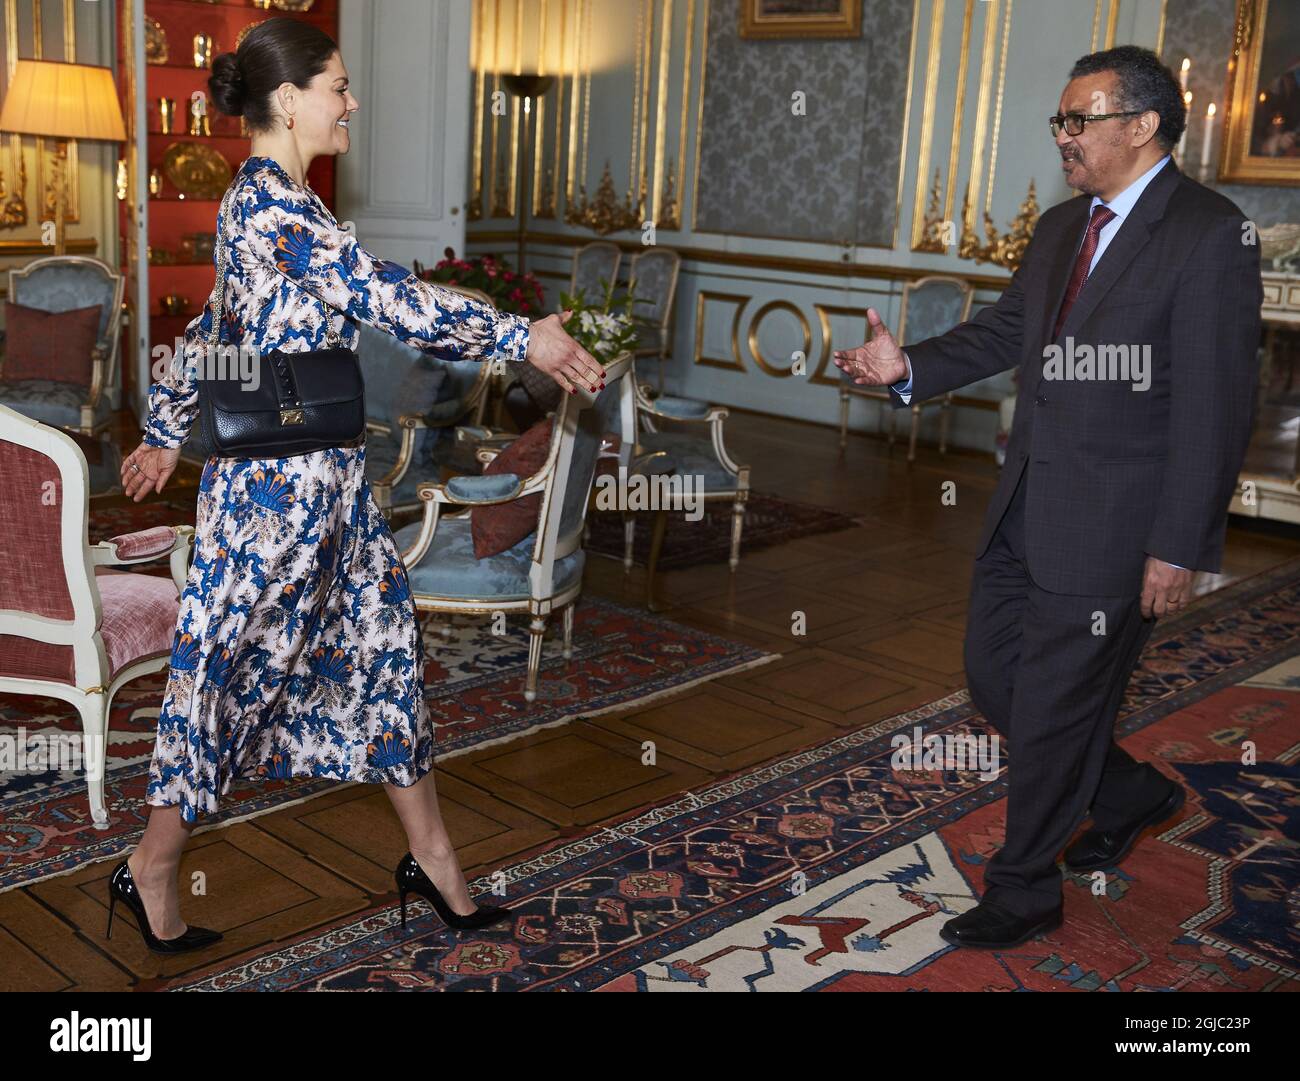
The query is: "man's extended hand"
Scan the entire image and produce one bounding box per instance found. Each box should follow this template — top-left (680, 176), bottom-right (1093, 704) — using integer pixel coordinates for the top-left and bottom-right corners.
top-left (525, 310), bottom-right (605, 394)
top-left (832, 307), bottom-right (909, 386)
top-left (1140, 556), bottom-right (1193, 619)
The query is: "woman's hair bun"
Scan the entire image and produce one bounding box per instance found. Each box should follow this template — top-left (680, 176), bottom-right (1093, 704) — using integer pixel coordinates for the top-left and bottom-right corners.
top-left (209, 52), bottom-right (247, 118)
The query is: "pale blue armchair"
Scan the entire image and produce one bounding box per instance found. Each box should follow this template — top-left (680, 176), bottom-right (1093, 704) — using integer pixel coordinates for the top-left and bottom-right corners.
top-left (356, 321), bottom-right (493, 516)
top-left (838, 274), bottom-right (973, 460)
top-left (0, 255), bottom-right (124, 436)
top-left (394, 353), bottom-right (639, 703)
top-left (632, 368), bottom-right (751, 571)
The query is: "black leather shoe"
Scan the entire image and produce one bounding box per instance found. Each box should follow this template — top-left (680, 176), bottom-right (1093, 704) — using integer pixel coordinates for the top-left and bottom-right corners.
top-left (939, 900), bottom-right (1063, 949)
top-left (105, 860), bottom-right (224, 954)
top-left (395, 852), bottom-right (512, 931)
top-left (1064, 778), bottom-right (1185, 872)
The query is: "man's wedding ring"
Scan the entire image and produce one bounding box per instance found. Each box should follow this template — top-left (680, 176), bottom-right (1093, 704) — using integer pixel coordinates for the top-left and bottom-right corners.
top-left (131, 462), bottom-right (141, 473)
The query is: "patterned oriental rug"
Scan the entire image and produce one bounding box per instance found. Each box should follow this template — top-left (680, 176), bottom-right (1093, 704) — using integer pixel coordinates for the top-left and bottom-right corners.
top-left (583, 492), bottom-right (861, 570)
top-left (0, 599), bottom-right (777, 892)
top-left (163, 558), bottom-right (1300, 992)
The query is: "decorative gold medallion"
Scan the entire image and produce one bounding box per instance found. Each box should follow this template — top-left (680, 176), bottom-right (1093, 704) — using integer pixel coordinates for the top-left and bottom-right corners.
top-left (272, 0), bottom-right (316, 10)
top-left (162, 141), bottom-right (232, 200)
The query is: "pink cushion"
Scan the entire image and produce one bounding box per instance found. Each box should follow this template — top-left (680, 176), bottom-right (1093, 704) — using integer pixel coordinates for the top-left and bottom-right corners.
top-left (94, 568), bottom-right (180, 678)
top-left (3, 301), bottom-right (101, 384)
top-left (107, 526), bottom-right (177, 561)
top-left (0, 440), bottom-right (73, 619)
top-left (0, 570), bottom-right (178, 686)
top-left (0, 633), bottom-right (75, 684)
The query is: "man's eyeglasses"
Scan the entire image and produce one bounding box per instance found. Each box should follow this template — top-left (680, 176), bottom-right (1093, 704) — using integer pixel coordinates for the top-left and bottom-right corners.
top-left (1049, 111), bottom-right (1143, 137)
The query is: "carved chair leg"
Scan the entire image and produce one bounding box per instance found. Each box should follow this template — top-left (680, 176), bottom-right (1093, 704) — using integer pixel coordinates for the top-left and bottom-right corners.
top-left (562, 604), bottom-right (575, 659)
top-left (623, 513), bottom-right (636, 573)
top-left (729, 497), bottom-right (746, 571)
top-left (525, 613), bottom-right (547, 702)
top-left (79, 690), bottom-right (110, 830)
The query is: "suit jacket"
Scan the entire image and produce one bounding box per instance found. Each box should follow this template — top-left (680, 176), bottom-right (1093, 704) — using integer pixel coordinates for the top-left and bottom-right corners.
top-left (895, 159), bottom-right (1262, 596)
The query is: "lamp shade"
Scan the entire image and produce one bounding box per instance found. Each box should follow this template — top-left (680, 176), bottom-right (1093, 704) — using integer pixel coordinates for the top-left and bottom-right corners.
top-left (0, 59), bottom-right (126, 142)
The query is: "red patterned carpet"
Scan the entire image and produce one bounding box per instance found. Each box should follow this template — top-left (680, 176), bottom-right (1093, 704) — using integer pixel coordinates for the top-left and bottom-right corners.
top-left (161, 558), bottom-right (1300, 992)
top-left (0, 599), bottom-right (775, 892)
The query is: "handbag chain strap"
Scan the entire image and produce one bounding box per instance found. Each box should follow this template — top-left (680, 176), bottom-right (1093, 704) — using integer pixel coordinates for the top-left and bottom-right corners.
top-left (201, 181), bottom-right (342, 354)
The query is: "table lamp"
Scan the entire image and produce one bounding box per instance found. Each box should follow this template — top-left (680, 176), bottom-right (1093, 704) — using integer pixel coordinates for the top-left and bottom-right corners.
top-left (0, 59), bottom-right (127, 256)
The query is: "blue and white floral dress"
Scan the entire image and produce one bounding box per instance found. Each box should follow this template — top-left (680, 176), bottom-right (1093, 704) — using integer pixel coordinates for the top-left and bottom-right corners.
top-left (142, 155), bottom-right (529, 824)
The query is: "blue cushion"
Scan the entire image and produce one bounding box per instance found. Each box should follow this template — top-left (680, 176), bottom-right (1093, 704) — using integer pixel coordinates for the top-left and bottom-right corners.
top-left (0, 378), bottom-right (111, 430)
top-left (651, 394), bottom-right (710, 419)
top-left (393, 514), bottom-right (585, 601)
top-left (446, 473), bottom-right (522, 503)
top-left (636, 429), bottom-right (740, 492)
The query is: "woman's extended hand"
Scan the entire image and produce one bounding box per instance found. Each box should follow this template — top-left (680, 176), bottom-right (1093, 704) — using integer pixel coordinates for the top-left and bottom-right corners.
top-left (121, 442), bottom-right (182, 502)
top-left (525, 310), bottom-right (606, 394)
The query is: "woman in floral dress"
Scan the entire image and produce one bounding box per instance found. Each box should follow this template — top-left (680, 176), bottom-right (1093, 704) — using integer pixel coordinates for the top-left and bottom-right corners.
top-left (113, 18), bottom-right (604, 949)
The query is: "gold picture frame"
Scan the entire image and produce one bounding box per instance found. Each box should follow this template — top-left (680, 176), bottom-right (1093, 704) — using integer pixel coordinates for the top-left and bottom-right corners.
top-left (1221, 0), bottom-right (1300, 185)
top-left (738, 0), bottom-right (862, 40)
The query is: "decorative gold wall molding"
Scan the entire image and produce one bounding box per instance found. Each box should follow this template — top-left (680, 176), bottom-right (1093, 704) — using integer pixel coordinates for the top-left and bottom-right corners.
top-left (966, 0), bottom-right (999, 225)
top-left (911, 0), bottom-right (1036, 268)
top-left (909, 0), bottom-right (946, 250)
top-left (565, 160), bottom-right (642, 233)
top-left (747, 299), bottom-right (811, 377)
top-left (473, 0), bottom-right (696, 236)
top-left (472, 226), bottom-right (1015, 289)
top-left (812, 303), bottom-right (870, 387)
top-left (0, 235), bottom-right (92, 253)
top-left (693, 289), bottom-right (747, 370)
top-left (914, 168), bottom-right (947, 253)
top-left (986, 0), bottom-right (1012, 215)
top-left (940, 0), bottom-right (975, 232)
top-left (959, 178), bottom-right (1039, 270)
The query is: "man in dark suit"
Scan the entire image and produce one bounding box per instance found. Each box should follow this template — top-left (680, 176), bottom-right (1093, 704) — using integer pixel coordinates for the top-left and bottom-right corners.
top-left (834, 45), bottom-right (1261, 948)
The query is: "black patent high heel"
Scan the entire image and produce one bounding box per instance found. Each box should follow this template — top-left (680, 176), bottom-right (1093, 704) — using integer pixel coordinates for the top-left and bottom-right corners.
top-left (105, 859), bottom-right (224, 954)
top-left (395, 852), bottom-right (512, 931)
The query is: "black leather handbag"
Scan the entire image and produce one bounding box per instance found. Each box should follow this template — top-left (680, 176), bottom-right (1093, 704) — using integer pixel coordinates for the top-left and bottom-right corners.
top-left (196, 183), bottom-right (366, 458)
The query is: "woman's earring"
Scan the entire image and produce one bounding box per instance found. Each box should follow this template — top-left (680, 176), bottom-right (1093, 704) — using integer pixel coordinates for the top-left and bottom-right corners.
top-left (287, 115), bottom-right (295, 130)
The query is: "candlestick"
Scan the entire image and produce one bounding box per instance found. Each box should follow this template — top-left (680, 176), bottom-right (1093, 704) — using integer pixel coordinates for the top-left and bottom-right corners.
top-left (1177, 91), bottom-right (1192, 161)
top-left (1201, 102), bottom-right (1217, 173)
top-left (1179, 57), bottom-right (1190, 93)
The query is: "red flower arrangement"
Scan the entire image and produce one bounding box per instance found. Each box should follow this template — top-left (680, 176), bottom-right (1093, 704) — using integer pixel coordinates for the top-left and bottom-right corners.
top-left (412, 248), bottom-right (546, 317)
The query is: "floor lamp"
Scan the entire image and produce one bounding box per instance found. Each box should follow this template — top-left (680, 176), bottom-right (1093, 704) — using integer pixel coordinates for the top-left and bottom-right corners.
top-left (501, 73), bottom-right (554, 276)
top-left (0, 59), bottom-right (127, 256)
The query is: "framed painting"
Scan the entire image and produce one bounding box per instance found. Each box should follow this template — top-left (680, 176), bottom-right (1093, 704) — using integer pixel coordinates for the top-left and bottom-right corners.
top-left (738, 0), bottom-right (862, 40)
top-left (1222, 0), bottom-right (1300, 184)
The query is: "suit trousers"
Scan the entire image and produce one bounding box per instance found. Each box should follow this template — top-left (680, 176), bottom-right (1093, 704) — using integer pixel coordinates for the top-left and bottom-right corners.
top-left (962, 463), bottom-right (1169, 918)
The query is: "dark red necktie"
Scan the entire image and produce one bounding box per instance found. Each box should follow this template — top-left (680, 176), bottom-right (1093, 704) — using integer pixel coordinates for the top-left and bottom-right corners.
top-left (1052, 204), bottom-right (1116, 339)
